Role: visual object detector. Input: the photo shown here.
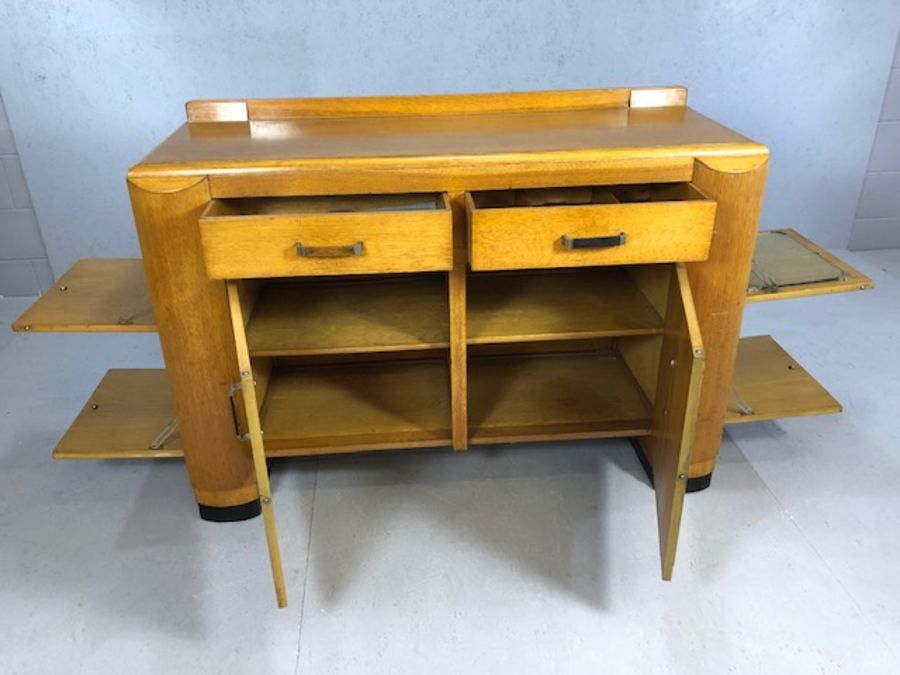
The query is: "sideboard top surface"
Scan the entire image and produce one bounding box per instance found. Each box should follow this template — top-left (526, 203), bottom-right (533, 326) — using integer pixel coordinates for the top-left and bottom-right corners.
top-left (129, 87), bottom-right (767, 180)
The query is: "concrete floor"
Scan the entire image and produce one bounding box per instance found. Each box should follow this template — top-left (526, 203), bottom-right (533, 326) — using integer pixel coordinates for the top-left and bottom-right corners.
top-left (1, 248), bottom-right (898, 675)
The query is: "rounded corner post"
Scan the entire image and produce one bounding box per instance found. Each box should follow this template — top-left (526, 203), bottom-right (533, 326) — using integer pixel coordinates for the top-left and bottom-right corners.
top-left (686, 154), bottom-right (769, 479)
top-left (128, 173), bottom-right (260, 514)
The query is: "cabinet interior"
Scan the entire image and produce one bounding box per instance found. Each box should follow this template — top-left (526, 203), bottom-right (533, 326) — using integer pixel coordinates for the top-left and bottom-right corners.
top-left (231, 264), bottom-right (675, 455)
top-left (17, 221), bottom-right (869, 461)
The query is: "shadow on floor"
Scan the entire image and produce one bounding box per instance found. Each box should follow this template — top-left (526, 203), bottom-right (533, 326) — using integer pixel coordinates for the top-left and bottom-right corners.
top-left (273, 438), bottom-right (657, 613)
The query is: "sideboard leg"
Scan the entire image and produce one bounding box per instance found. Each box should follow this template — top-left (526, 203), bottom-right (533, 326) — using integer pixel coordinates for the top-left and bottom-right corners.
top-left (129, 175), bottom-right (260, 520)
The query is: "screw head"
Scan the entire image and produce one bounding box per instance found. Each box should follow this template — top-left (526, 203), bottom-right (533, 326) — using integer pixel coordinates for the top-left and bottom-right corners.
top-left (91, 403), bottom-right (99, 410)
top-left (58, 285), bottom-right (68, 291)
top-left (261, 496), bottom-right (271, 504)
top-left (678, 473), bottom-right (687, 481)
top-left (669, 359), bottom-right (676, 367)
top-left (240, 370), bottom-right (250, 377)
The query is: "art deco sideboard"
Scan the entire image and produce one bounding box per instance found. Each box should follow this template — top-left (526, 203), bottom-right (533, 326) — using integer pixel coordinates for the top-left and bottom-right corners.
top-left (12, 86), bottom-right (873, 606)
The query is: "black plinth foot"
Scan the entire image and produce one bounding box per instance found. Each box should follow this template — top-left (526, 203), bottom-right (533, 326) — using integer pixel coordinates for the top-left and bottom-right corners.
top-left (686, 473), bottom-right (712, 493)
top-left (628, 439), bottom-right (713, 493)
top-left (198, 499), bottom-right (261, 522)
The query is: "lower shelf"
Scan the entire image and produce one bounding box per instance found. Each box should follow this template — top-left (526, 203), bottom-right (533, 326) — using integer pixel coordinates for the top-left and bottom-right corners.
top-left (54, 369), bottom-right (182, 459)
top-left (53, 336), bottom-right (842, 459)
top-left (468, 351), bottom-right (652, 443)
top-left (260, 360), bottom-right (452, 455)
top-left (725, 334), bottom-right (841, 424)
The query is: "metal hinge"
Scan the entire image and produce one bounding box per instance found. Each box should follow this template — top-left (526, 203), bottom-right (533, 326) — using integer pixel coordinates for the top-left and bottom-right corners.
top-left (228, 382), bottom-right (251, 441)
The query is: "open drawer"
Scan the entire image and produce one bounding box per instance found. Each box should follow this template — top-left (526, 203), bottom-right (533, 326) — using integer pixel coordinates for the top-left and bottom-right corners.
top-left (466, 183), bottom-right (716, 271)
top-left (199, 193), bottom-right (453, 280)
top-left (746, 229), bottom-right (874, 302)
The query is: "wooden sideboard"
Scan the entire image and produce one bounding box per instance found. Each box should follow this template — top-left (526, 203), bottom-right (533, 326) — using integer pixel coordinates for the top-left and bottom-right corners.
top-left (13, 86), bottom-right (873, 606)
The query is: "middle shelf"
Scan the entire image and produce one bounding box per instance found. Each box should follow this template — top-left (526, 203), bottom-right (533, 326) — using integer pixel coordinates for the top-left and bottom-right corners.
top-left (467, 268), bottom-right (663, 344)
top-left (243, 267), bottom-right (664, 358)
top-left (246, 274), bottom-right (450, 357)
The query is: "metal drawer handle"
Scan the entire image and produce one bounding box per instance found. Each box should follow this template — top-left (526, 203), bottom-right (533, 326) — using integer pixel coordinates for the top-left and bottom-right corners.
top-left (295, 241), bottom-right (365, 258)
top-left (561, 233), bottom-right (626, 249)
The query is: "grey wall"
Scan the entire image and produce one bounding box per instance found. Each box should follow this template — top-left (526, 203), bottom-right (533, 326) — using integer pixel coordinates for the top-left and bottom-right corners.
top-left (849, 32), bottom-right (900, 250)
top-left (0, 91), bottom-right (52, 296)
top-left (1, 1), bottom-right (899, 284)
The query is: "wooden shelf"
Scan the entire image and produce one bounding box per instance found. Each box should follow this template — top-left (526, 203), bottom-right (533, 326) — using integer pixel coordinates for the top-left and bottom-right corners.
top-left (13, 259), bottom-right (156, 333)
top-left (259, 359), bottom-right (451, 455)
top-left (467, 268), bottom-right (663, 345)
top-left (55, 361), bottom-right (454, 460)
top-left (725, 335), bottom-right (841, 424)
top-left (54, 369), bottom-right (182, 459)
top-left (53, 361), bottom-right (452, 460)
top-left (246, 275), bottom-right (448, 357)
top-left (746, 229), bottom-right (874, 302)
top-left (468, 351), bottom-right (652, 443)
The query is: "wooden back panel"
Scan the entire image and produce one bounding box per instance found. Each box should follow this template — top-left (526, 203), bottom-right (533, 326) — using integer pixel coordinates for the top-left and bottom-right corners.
top-left (186, 86), bottom-right (687, 122)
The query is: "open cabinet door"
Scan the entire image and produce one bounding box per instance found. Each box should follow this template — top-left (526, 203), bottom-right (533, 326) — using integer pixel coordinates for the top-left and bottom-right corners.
top-left (225, 281), bottom-right (288, 608)
top-left (638, 264), bottom-right (705, 579)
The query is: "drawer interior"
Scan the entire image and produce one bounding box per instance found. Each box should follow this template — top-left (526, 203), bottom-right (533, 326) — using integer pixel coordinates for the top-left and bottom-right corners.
top-left (204, 192), bottom-right (448, 217)
top-left (469, 182), bottom-right (709, 209)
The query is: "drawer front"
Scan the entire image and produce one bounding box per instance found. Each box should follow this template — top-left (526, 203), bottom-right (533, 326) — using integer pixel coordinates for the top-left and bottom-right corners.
top-left (466, 185), bottom-right (716, 271)
top-left (199, 194), bottom-right (453, 279)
